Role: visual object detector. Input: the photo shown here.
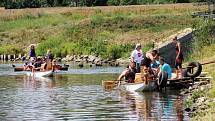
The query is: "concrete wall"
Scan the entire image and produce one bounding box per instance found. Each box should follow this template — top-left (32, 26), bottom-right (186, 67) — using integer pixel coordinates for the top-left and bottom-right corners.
top-left (157, 28), bottom-right (193, 67)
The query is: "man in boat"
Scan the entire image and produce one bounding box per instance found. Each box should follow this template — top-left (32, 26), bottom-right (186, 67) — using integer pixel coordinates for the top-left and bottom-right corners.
top-left (32, 57), bottom-right (43, 71)
top-left (158, 57), bottom-right (172, 79)
top-left (131, 44), bottom-right (143, 73)
top-left (117, 62), bottom-right (137, 83)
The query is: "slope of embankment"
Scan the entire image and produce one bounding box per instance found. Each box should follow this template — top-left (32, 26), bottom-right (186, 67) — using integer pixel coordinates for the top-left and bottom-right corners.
top-left (0, 3), bottom-right (206, 59)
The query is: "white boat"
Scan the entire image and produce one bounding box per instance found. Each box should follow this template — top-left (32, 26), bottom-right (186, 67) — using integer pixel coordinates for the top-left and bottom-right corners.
top-left (26, 70), bottom-right (53, 77)
top-left (120, 80), bottom-right (157, 92)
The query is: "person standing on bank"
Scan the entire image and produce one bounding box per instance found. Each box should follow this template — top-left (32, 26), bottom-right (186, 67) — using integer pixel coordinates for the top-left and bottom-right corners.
top-left (131, 44), bottom-right (143, 73)
top-left (172, 36), bottom-right (183, 78)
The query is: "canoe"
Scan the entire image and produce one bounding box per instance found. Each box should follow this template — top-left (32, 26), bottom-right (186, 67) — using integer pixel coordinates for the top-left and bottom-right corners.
top-left (120, 80), bottom-right (157, 92)
top-left (26, 70), bottom-right (53, 77)
top-left (13, 65), bottom-right (68, 72)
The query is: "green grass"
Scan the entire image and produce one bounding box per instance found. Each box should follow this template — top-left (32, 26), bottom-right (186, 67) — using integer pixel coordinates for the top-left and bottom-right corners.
top-left (0, 4), bottom-right (206, 59)
top-left (183, 20), bottom-right (215, 120)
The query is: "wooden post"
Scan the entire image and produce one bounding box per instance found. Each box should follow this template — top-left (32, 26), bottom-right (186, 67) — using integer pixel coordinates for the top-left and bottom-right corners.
top-left (3, 54), bottom-right (8, 61)
top-left (18, 54), bottom-right (22, 59)
top-left (8, 55), bottom-right (11, 61)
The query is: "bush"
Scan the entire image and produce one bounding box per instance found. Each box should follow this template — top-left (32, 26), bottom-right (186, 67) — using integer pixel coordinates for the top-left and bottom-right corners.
top-left (106, 44), bottom-right (122, 59)
top-left (36, 35), bottom-right (64, 57)
top-left (4, 0), bottom-right (43, 9)
top-left (192, 19), bottom-right (215, 51)
top-left (0, 45), bottom-right (22, 55)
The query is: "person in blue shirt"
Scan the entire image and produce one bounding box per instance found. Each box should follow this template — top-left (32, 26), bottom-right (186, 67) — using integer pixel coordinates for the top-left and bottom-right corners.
top-left (159, 57), bottom-right (172, 79)
top-left (151, 60), bottom-right (160, 68)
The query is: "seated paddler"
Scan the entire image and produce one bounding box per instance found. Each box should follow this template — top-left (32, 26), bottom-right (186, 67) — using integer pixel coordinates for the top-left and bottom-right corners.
top-left (117, 62), bottom-right (137, 83)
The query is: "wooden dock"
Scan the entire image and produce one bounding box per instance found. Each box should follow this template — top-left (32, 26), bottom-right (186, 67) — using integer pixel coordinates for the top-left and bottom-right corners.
top-left (167, 72), bottom-right (213, 88)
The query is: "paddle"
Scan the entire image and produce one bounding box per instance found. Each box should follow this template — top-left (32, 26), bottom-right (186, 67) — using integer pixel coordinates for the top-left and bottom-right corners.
top-left (117, 80), bottom-right (121, 88)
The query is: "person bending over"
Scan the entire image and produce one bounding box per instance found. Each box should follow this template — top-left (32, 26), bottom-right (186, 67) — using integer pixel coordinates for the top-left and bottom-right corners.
top-left (117, 62), bottom-right (137, 83)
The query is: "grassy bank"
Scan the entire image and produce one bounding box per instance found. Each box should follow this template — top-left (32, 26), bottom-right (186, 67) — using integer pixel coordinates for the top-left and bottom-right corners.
top-left (0, 4), bottom-right (206, 59)
top-left (184, 19), bottom-right (215, 120)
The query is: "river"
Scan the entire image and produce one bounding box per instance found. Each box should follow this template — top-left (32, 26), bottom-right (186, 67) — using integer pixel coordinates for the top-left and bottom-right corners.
top-left (0, 63), bottom-right (189, 121)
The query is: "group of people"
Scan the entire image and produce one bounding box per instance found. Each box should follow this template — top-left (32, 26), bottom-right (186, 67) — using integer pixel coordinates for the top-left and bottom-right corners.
top-left (24, 45), bottom-right (55, 72)
top-left (118, 36), bottom-right (183, 83)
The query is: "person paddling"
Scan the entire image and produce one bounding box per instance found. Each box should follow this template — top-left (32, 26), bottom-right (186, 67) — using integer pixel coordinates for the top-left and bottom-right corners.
top-left (117, 62), bottom-right (137, 83)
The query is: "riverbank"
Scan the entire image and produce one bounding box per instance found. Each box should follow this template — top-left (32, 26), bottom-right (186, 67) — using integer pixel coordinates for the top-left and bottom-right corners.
top-left (0, 3), bottom-right (206, 59)
top-left (183, 43), bottom-right (215, 120)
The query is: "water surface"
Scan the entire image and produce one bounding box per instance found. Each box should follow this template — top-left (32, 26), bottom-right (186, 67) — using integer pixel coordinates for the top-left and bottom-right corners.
top-left (0, 64), bottom-right (189, 121)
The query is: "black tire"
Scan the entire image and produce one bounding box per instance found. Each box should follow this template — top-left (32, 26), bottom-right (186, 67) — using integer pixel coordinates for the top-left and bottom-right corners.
top-left (158, 71), bottom-right (168, 89)
top-left (186, 62), bottom-right (202, 78)
top-left (183, 69), bottom-right (189, 77)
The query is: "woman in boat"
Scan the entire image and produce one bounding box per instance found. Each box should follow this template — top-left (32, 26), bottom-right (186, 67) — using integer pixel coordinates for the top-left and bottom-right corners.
top-left (117, 62), bottom-right (137, 83)
top-left (172, 36), bottom-right (183, 78)
top-left (131, 44), bottom-right (143, 73)
top-left (24, 57), bottom-right (36, 71)
top-left (46, 49), bottom-right (54, 62)
top-left (29, 45), bottom-right (36, 59)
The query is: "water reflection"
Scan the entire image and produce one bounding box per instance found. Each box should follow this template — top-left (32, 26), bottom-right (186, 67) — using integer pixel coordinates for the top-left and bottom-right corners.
top-left (0, 74), bottom-right (189, 121)
top-left (119, 91), bottom-right (187, 121)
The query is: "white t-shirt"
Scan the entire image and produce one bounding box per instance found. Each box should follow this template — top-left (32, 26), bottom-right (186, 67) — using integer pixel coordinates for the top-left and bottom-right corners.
top-left (131, 49), bottom-right (143, 63)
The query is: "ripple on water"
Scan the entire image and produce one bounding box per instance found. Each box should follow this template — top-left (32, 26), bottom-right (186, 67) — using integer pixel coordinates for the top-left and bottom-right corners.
top-left (0, 68), bottom-right (189, 121)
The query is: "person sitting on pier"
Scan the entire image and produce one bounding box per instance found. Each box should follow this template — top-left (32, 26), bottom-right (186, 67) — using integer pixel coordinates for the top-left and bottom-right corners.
top-left (117, 62), bottom-right (137, 83)
top-left (158, 57), bottom-right (172, 79)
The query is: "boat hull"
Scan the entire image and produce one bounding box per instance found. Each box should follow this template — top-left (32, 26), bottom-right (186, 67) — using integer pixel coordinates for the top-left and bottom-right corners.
top-left (121, 80), bottom-right (157, 92)
top-left (14, 65), bottom-right (68, 72)
top-left (26, 70), bottom-right (53, 77)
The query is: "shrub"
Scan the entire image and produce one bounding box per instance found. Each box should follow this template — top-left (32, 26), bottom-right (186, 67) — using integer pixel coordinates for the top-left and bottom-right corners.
top-left (0, 45), bottom-right (22, 55)
top-left (192, 19), bottom-right (215, 51)
top-left (36, 35), bottom-right (64, 57)
top-left (106, 44), bottom-right (122, 59)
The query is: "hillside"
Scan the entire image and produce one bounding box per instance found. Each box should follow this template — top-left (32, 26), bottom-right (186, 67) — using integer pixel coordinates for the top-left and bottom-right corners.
top-left (0, 3), bottom-right (207, 59)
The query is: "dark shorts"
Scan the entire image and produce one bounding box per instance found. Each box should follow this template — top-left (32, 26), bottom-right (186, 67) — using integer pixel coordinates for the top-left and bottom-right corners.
top-left (134, 62), bottom-right (140, 73)
top-left (141, 58), bottom-right (151, 68)
top-left (175, 61), bottom-right (182, 69)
